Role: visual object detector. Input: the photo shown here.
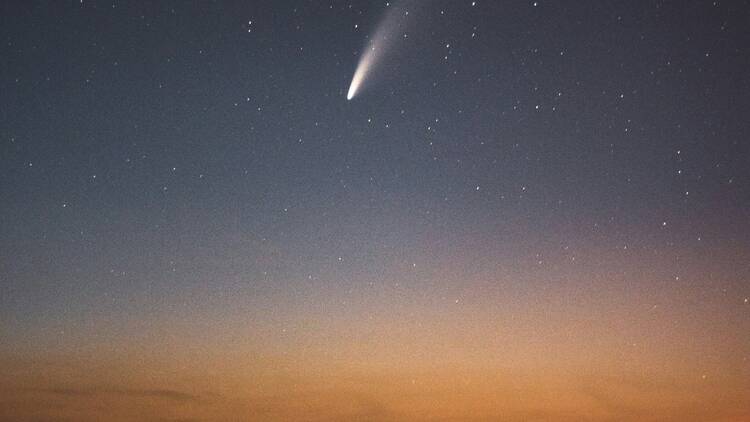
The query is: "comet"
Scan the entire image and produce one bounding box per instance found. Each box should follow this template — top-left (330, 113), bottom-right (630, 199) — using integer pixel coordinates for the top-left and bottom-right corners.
top-left (346, 49), bottom-right (374, 100)
top-left (347, 1), bottom-right (415, 100)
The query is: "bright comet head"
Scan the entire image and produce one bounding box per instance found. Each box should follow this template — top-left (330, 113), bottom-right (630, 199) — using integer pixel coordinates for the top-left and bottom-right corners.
top-left (346, 53), bottom-right (370, 100)
top-left (346, 1), bottom-right (413, 101)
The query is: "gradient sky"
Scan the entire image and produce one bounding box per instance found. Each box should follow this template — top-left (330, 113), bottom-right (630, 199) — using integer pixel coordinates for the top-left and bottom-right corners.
top-left (1, 1), bottom-right (749, 421)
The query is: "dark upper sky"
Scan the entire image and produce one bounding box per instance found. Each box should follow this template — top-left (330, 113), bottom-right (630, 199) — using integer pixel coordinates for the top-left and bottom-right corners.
top-left (1, 1), bottom-right (749, 420)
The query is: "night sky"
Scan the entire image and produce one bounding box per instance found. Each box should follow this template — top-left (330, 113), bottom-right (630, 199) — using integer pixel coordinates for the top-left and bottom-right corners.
top-left (1, 1), bottom-right (749, 421)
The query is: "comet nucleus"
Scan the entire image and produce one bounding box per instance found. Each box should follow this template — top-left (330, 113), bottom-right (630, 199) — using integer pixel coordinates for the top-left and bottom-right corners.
top-left (346, 1), bottom-right (414, 100)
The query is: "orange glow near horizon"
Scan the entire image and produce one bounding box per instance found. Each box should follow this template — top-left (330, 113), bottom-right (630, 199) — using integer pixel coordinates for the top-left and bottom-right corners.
top-left (2, 254), bottom-right (748, 421)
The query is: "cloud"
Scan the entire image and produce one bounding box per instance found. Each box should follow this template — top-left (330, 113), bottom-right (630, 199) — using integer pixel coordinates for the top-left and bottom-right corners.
top-left (35, 386), bottom-right (199, 402)
top-left (235, 390), bottom-right (395, 421)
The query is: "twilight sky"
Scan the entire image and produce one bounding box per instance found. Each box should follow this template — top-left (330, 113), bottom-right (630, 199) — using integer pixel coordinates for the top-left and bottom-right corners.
top-left (1, 1), bottom-right (749, 421)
